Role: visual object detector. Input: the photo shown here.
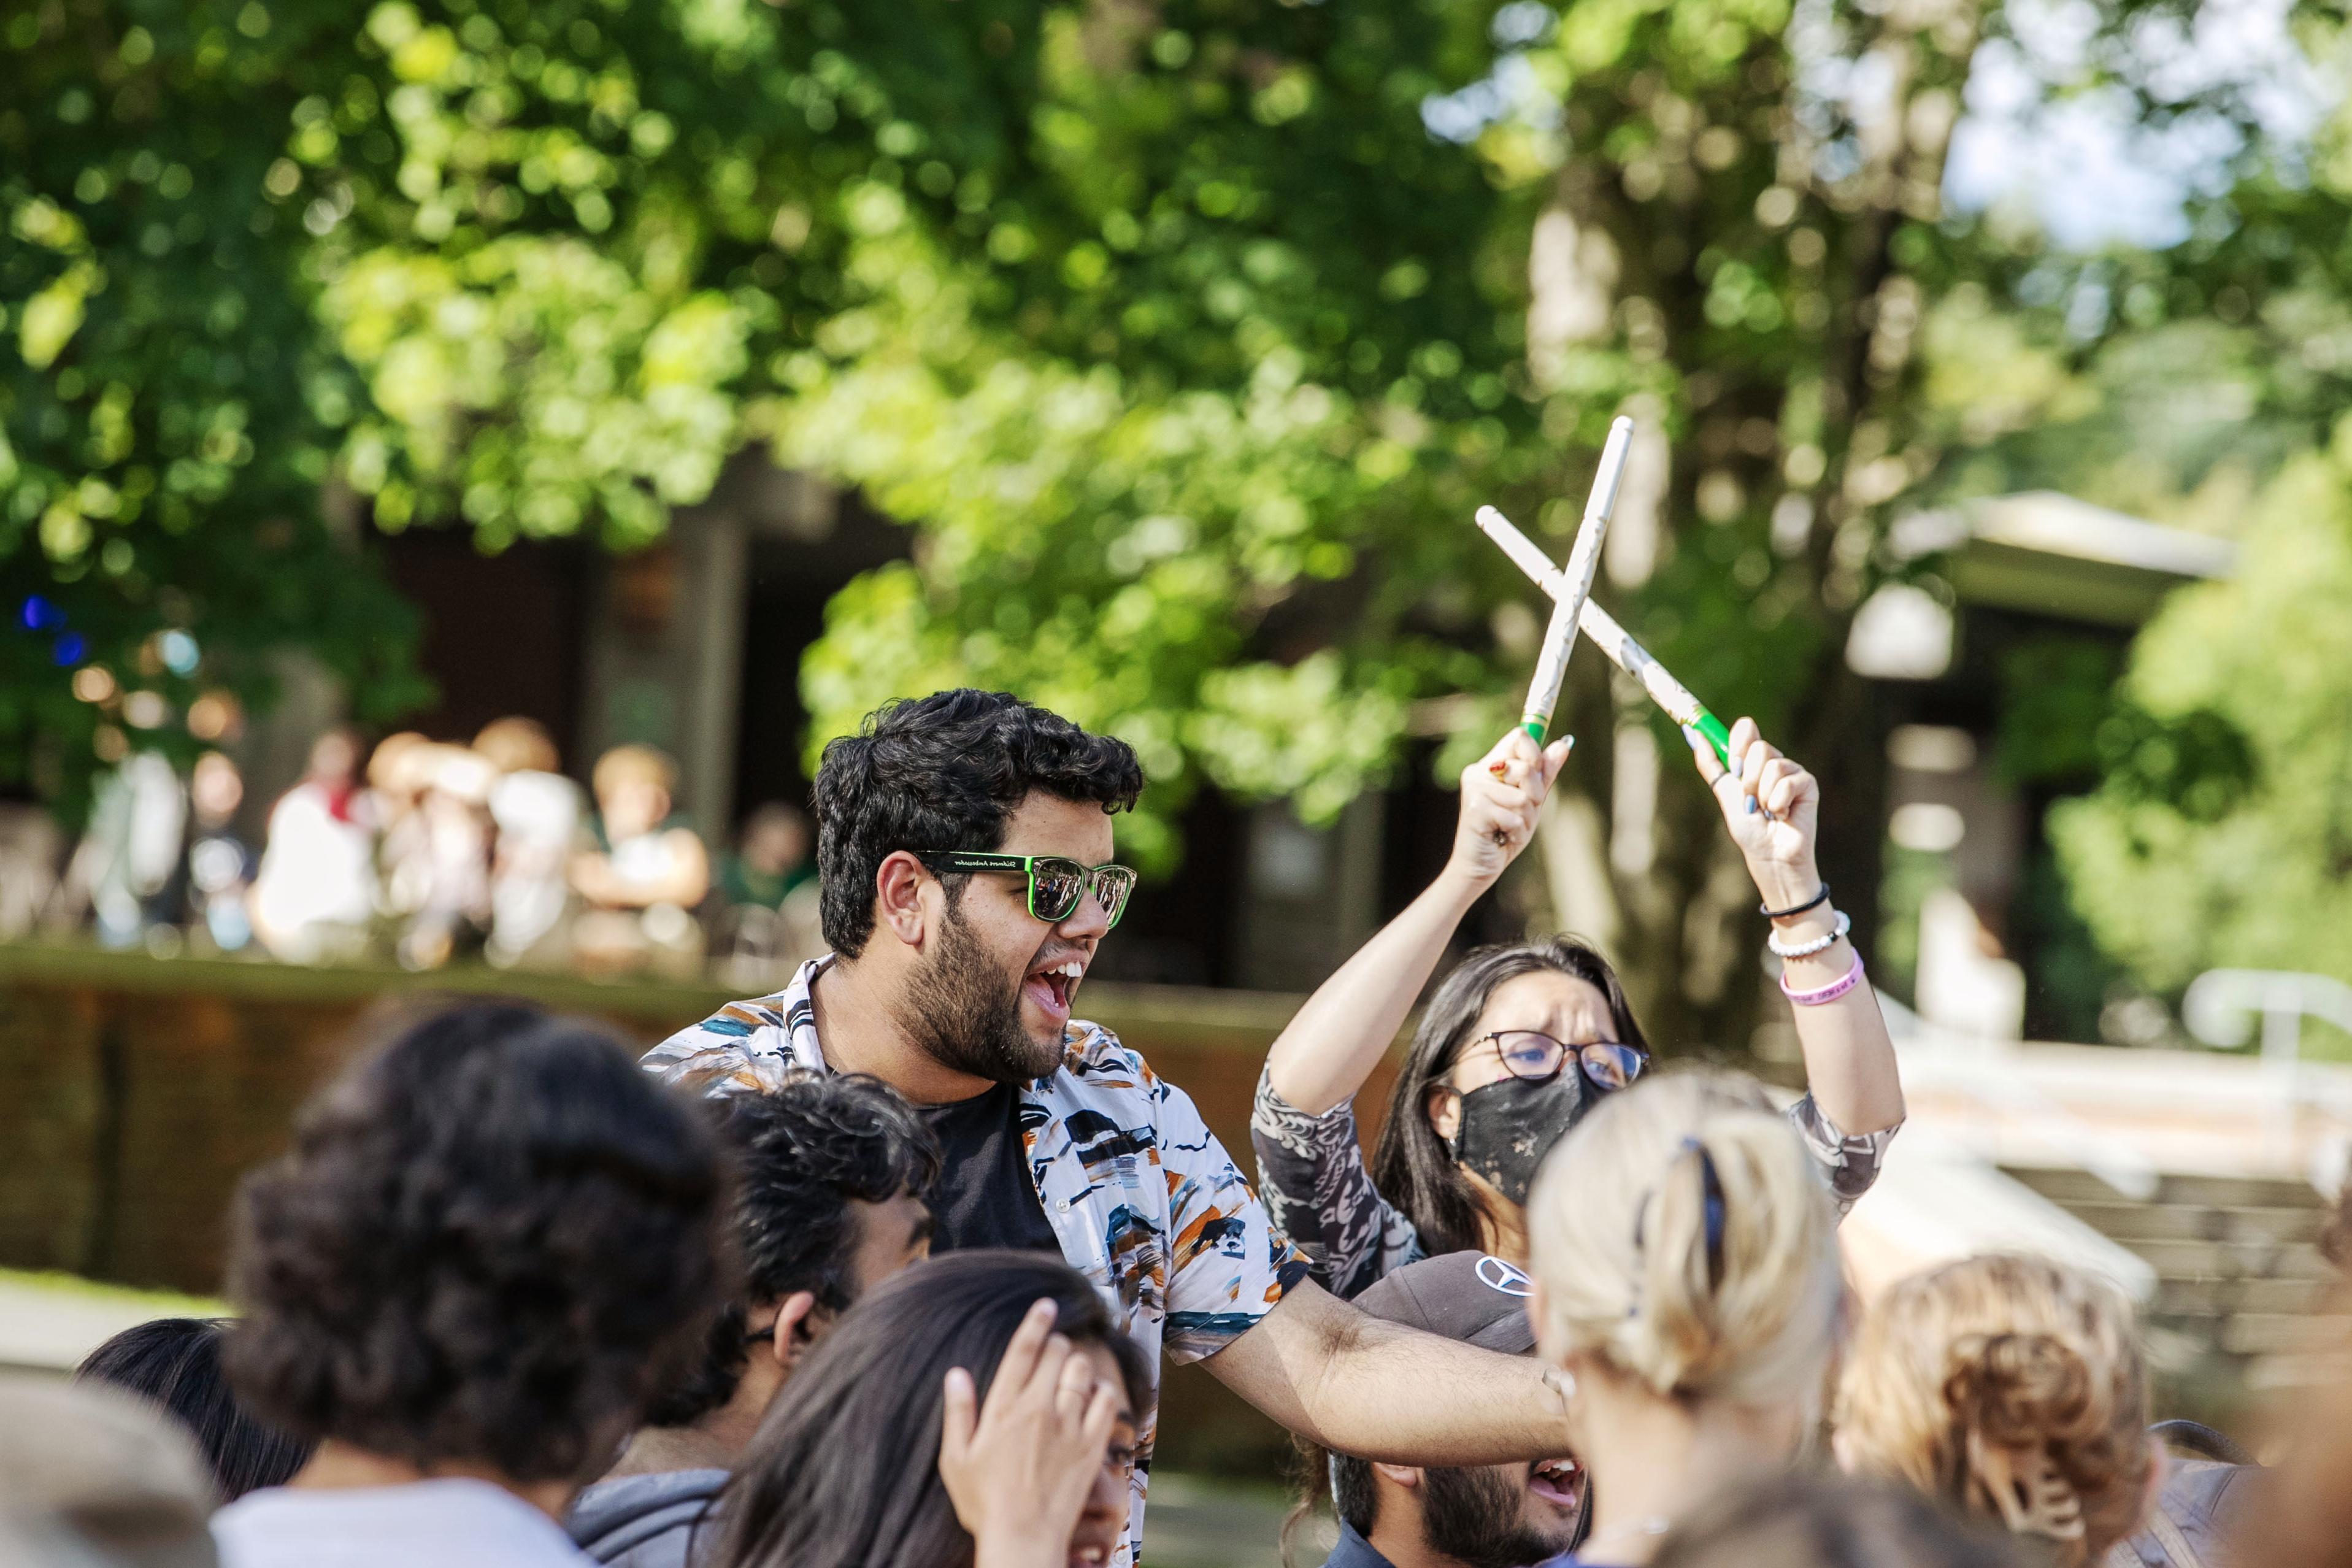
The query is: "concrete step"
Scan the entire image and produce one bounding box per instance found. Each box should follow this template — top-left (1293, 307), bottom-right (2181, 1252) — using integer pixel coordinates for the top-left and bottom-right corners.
top-left (2004, 1166), bottom-right (2326, 1213)
top-left (2062, 1201), bottom-right (2327, 1247)
top-left (2154, 1275), bottom-right (2331, 1317)
top-left (2124, 1239), bottom-right (2335, 1283)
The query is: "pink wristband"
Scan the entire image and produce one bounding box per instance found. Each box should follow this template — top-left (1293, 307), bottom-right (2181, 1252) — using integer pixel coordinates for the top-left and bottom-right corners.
top-left (1781, 947), bottom-right (1864, 1007)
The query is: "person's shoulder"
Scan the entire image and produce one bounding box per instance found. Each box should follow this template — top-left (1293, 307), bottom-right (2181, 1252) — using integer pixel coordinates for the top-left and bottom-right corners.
top-left (567, 1469), bottom-right (728, 1567)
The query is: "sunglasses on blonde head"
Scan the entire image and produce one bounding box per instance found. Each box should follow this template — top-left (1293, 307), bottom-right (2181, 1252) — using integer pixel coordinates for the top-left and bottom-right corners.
top-left (916, 851), bottom-right (1139, 928)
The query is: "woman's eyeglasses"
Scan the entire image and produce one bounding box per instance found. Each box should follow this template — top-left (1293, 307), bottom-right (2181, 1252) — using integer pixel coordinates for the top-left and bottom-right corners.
top-left (915, 851), bottom-right (1139, 928)
top-left (1470, 1030), bottom-right (1647, 1091)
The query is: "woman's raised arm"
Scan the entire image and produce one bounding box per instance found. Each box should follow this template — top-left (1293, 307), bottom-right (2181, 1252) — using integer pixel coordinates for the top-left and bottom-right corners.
top-left (1262, 728), bottom-right (1572, 1115)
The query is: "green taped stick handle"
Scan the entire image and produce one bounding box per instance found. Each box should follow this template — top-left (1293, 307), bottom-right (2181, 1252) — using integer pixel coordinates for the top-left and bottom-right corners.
top-left (1691, 710), bottom-right (1731, 766)
top-left (1522, 717), bottom-right (1549, 744)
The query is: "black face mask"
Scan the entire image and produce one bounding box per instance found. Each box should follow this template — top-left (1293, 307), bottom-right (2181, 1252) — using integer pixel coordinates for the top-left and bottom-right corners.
top-left (1451, 1073), bottom-right (1589, 1205)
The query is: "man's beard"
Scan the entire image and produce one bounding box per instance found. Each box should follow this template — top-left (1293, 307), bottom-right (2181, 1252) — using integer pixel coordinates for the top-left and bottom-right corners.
top-left (894, 902), bottom-right (1063, 1085)
top-left (1420, 1463), bottom-right (1580, 1568)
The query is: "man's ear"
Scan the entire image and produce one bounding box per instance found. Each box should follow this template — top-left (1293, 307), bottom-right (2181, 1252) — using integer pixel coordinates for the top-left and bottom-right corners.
top-left (770, 1291), bottom-right (821, 1374)
top-left (872, 852), bottom-right (931, 948)
top-left (1370, 1462), bottom-right (1423, 1489)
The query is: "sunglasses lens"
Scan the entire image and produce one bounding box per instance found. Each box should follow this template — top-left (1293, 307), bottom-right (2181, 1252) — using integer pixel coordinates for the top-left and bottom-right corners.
top-left (1096, 866), bottom-right (1138, 928)
top-left (1029, 861), bottom-right (1087, 921)
top-left (1580, 1045), bottom-right (1645, 1090)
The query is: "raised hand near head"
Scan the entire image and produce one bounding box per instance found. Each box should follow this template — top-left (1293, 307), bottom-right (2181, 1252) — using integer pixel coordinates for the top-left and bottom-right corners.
top-left (939, 1298), bottom-right (1126, 1568)
top-left (1683, 717), bottom-right (1822, 911)
top-left (1449, 728), bottom-right (1574, 886)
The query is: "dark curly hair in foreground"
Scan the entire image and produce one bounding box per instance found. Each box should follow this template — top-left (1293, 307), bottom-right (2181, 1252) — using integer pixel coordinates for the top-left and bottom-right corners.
top-left (642, 1074), bottom-right (942, 1429)
top-left (815, 689), bottom-right (1144, 958)
top-left (224, 1001), bottom-right (729, 1483)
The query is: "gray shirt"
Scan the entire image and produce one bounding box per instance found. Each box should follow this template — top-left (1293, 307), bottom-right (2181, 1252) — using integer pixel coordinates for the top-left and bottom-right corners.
top-left (566, 1469), bottom-right (728, 1568)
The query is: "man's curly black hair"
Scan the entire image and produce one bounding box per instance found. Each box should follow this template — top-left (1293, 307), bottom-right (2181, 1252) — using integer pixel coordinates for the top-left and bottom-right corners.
top-left (223, 1001), bottom-right (729, 1484)
top-left (815, 689), bottom-right (1144, 958)
top-left (641, 1074), bottom-right (942, 1429)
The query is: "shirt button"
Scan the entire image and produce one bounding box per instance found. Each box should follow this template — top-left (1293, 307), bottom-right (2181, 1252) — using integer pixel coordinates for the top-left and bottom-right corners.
top-left (1056, 1199), bottom-right (1070, 1212)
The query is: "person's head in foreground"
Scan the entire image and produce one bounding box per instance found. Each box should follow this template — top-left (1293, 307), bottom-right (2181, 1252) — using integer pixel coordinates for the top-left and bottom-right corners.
top-left (0, 1372), bottom-right (222, 1568)
top-left (1301, 1250), bottom-right (1585, 1568)
top-left (815, 689), bottom-right (1144, 1084)
top-left (624, 1074), bottom-right (941, 1456)
top-left (215, 1000), bottom-right (726, 1556)
top-left (715, 1250), bottom-right (1146, 1568)
top-left (1526, 1068), bottom-right (1843, 1566)
top-left (1374, 937), bottom-right (1649, 1261)
top-left (77, 1317), bottom-right (313, 1503)
top-left (1647, 1472), bottom-right (2028, 1568)
top-left (1834, 1255), bottom-right (2158, 1567)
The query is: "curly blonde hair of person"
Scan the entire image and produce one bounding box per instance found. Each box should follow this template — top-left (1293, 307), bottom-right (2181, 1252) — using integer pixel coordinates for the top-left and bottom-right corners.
top-left (1526, 1068), bottom-right (1844, 1409)
top-left (1835, 1255), bottom-right (2152, 1567)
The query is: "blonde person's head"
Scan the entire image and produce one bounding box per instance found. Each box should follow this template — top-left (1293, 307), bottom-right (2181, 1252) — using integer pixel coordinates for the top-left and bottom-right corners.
top-left (1835, 1255), bottom-right (2153, 1567)
top-left (1526, 1068), bottom-right (1842, 1410)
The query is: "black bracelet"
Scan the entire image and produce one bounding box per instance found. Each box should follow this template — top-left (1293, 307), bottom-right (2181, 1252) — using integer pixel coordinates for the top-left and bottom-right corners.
top-left (1761, 882), bottom-right (1831, 920)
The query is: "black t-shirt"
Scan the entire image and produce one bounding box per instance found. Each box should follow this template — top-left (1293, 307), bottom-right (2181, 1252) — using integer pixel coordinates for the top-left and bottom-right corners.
top-left (921, 1082), bottom-right (1062, 1255)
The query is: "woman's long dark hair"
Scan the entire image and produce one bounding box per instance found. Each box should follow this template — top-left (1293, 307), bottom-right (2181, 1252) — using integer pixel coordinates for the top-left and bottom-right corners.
top-left (715, 1250), bottom-right (1150, 1568)
top-left (77, 1317), bottom-right (315, 1500)
top-left (1369, 937), bottom-right (1646, 1258)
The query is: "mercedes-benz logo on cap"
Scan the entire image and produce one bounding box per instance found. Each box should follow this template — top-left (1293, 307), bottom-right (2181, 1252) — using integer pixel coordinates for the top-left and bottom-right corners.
top-left (1475, 1255), bottom-right (1533, 1297)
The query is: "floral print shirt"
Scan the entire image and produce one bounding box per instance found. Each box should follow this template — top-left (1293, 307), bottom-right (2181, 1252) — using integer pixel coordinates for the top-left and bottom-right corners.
top-left (642, 959), bottom-right (1310, 1568)
top-left (1250, 1064), bottom-right (1897, 1301)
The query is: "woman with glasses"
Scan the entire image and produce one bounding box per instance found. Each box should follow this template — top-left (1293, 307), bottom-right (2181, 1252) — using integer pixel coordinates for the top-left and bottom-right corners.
top-left (1250, 716), bottom-right (1904, 1298)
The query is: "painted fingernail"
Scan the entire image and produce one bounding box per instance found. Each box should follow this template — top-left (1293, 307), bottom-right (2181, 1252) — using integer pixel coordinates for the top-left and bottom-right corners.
top-left (1680, 725), bottom-right (1702, 751)
top-left (1744, 796), bottom-right (1757, 815)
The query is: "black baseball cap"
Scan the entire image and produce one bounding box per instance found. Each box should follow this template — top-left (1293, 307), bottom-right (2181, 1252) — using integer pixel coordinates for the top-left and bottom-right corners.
top-left (1353, 1251), bottom-right (1537, 1355)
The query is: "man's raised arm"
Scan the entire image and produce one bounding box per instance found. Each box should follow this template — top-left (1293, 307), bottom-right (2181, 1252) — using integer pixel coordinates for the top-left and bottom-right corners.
top-left (1202, 1277), bottom-right (1573, 1462)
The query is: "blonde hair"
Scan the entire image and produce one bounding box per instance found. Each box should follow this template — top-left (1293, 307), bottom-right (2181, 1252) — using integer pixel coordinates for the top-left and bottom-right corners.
top-left (1835, 1255), bottom-right (2151, 1567)
top-left (592, 744), bottom-right (677, 799)
top-left (1526, 1068), bottom-right (1843, 1407)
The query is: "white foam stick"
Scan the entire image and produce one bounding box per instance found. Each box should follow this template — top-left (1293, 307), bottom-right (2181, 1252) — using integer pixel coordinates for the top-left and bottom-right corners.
top-left (1472, 501), bottom-right (1733, 764)
top-left (1507, 415), bottom-right (1634, 743)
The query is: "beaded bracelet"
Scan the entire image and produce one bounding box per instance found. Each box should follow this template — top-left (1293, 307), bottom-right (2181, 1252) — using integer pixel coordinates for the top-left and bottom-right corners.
top-left (1766, 907), bottom-right (1850, 960)
top-left (1781, 947), bottom-right (1865, 1006)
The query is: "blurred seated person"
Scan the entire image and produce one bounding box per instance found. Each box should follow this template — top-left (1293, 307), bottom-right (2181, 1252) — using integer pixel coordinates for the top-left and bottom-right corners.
top-left (64, 750), bottom-right (186, 950)
top-left (181, 753), bottom-right (257, 954)
top-left (572, 745), bottom-right (709, 977)
top-left (474, 717), bottom-right (583, 969)
top-left (712, 804), bottom-right (821, 988)
top-left (568, 1074), bottom-right (939, 1567)
top-left (718, 805), bottom-right (813, 913)
top-left (390, 744), bottom-right (496, 972)
top-left (77, 1318), bottom-right (314, 1503)
top-left (250, 728), bottom-right (376, 965)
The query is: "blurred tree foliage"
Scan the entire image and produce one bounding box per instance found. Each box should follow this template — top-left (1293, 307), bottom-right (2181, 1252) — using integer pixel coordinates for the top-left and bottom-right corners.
top-left (0, 1), bottom-right (428, 819)
top-left (2051, 448), bottom-right (2351, 996)
top-left (2, 0), bottom-right (2331, 1037)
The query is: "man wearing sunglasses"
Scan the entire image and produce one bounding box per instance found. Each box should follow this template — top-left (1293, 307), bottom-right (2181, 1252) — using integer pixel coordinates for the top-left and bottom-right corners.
top-left (645, 690), bottom-right (1585, 1568)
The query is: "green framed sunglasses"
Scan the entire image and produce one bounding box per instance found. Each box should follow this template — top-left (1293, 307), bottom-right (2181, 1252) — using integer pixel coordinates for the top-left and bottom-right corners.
top-left (915, 851), bottom-right (1139, 928)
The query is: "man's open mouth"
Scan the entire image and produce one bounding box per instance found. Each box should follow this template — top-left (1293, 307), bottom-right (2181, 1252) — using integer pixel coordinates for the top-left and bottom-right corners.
top-left (1529, 1456), bottom-right (1583, 1508)
top-left (1025, 956), bottom-right (1086, 1018)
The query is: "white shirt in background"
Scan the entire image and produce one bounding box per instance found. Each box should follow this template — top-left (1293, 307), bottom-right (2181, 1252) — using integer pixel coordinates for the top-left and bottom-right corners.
top-left (212, 1478), bottom-right (590, 1568)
